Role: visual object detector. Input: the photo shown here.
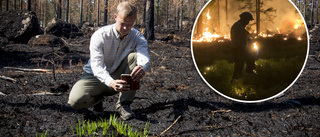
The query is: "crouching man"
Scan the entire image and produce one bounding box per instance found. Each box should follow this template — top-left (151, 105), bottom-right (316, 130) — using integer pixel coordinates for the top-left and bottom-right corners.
top-left (68, 1), bottom-right (150, 120)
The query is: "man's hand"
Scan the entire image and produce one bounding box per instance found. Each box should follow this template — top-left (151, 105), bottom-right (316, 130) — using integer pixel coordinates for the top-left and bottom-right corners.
top-left (131, 65), bottom-right (145, 82)
top-left (110, 80), bottom-right (130, 92)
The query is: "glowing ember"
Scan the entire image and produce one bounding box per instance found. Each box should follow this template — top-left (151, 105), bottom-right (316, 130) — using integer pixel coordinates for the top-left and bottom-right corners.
top-left (253, 42), bottom-right (258, 50)
top-left (297, 37), bottom-right (302, 40)
top-left (253, 42), bottom-right (259, 55)
top-left (277, 28), bottom-right (281, 34)
top-left (207, 11), bottom-right (211, 20)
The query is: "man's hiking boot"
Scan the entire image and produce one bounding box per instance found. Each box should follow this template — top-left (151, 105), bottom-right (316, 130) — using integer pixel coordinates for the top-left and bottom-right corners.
top-left (117, 105), bottom-right (136, 120)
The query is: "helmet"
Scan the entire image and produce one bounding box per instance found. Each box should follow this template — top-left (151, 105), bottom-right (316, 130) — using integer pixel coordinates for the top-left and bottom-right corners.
top-left (240, 12), bottom-right (254, 21)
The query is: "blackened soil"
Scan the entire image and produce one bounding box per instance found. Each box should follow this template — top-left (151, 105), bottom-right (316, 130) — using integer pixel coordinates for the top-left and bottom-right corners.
top-left (0, 32), bottom-right (319, 136)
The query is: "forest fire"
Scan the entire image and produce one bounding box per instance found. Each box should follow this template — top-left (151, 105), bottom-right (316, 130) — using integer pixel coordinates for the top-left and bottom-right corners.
top-left (193, 8), bottom-right (305, 44)
top-left (193, 29), bottom-right (227, 43)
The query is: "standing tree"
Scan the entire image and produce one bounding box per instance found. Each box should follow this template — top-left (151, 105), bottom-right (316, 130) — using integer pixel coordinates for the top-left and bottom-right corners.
top-left (143, 0), bottom-right (147, 28)
top-left (66, 0), bottom-right (69, 23)
top-left (0, 0), bottom-right (2, 12)
top-left (20, 0), bottom-right (23, 10)
top-left (175, 0), bottom-right (180, 30)
top-left (97, 0), bottom-right (100, 26)
top-left (311, 0), bottom-right (314, 26)
top-left (6, 0), bottom-right (9, 11)
top-left (26, 0), bottom-right (31, 11)
top-left (304, 0), bottom-right (306, 18)
top-left (57, 0), bottom-right (62, 19)
top-left (104, 0), bottom-right (108, 25)
top-left (14, 0), bottom-right (16, 10)
top-left (179, 0), bottom-right (183, 31)
top-left (80, 0), bottom-right (83, 24)
top-left (144, 0), bottom-right (154, 40)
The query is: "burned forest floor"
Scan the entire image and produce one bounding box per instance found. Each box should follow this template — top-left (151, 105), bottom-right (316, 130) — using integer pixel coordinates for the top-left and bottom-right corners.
top-left (0, 31), bottom-right (319, 136)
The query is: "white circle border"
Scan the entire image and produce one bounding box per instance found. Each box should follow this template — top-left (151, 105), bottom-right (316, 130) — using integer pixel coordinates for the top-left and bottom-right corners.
top-left (190, 0), bottom-right (310, 103)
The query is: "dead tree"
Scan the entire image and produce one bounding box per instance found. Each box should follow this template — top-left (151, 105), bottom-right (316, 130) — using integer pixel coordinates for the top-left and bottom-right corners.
top-left (143, 0), bottom-right (147, 28)
top-left (6, 0), bottom-right (8, 11)
top-left (104, 0), bottom-right (108, 25)
top-left (318, 0), bottom-right (320, 24)
top-left (57, 0), bottom-right (62, 19)
top-left (14, 0), bottom-right (17, 10)
top-left (144, 0), bottom-right (154, 40)
top-left (80, 0), bottom-right (83, 24)
top-left (311, 0), bottom-right (315, 26)
top-left (20, 0), bottom-right (22, 10)
top-left (175, 0), bottom-right (180, 30)
top-left (26, 0), bottom-right (31, 11)
top-left (66, 0), bottom-right (69, 23)
top-left (97, 0), bottom-right (100, 26)
top-left (38, 0), bottom-right (41, 25)
top-left (179, 0), bottom-right (183, 31)
top-left (304, 0), bottom-right (306, 18)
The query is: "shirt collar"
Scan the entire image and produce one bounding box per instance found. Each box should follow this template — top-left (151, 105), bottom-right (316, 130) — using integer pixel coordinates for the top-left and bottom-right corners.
top-left (112, 24), bottom-right (120, 39)
top-left (112, 24), bottom-right (132, 40)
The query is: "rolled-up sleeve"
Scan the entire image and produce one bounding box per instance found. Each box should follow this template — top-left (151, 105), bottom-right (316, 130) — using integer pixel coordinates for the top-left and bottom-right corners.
top-left (90, 32), bottom-right (114, 87)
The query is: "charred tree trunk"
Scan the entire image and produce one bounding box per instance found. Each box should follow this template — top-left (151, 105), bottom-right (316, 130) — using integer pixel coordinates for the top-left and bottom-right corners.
top-left (311, 0), bottom-right (315, 26)
top-left (175, 1), bottom-right (180, 30)
top-left (166, 0), bottom-right (169, 30)
top-left (80, 0), bottom-right (83, 24)
top-left (143, 0), bottom-right (147, 28)
top-left (44, 0), bottom-right (46, 27)
top-left (26, 0), bottom-right (31, 11)
top-left (66, 0), bottom-right (69, 23)
top-left (104, 0), bottom-right (108, 25)
top-left (20, 0), bottom-right (23, 10)
top-left (97, 0), bottom-right (100, 27)
top-left (145, 0), bottom-right (154, 40)
top-left (318, 0), bottom-right (320, 24)
top-left (39, 0), bottom-right (41, 26)
top-left (57, 0), bottom-right (62, 19)
top-left (6, 0), bottom-right (8, 11)
top-left (14, 0), bottom-right (17, 10)
top-left (191, 0), bottom-right (196, 21)
top-left (156, 0), bottom-right (159, 26)
top-left (304, 0), bottom-right (306, 19)
top-left (179, 0), bottom-right (183, 31)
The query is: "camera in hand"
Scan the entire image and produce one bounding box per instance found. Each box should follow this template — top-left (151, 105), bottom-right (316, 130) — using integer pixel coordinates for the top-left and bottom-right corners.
top-left (121, 74), bottom-right (140, 90)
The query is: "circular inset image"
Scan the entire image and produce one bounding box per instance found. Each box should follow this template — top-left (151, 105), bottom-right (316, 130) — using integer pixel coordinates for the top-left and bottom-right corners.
top-left (191, 0), bottom-right (309, 103)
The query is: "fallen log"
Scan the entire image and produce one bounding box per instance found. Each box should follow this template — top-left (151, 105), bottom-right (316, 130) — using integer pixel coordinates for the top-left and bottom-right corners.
top-left (0, 75), bottom-right (17, 83)
top-left (4, 67), bottom-right (51, 73)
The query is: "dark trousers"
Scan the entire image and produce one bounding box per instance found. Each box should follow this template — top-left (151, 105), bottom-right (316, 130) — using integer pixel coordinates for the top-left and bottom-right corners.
top-left (231, 47), bottom-right (255, 79)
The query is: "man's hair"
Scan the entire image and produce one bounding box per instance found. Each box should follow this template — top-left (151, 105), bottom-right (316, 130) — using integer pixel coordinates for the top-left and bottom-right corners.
top-left (117, 1), bottom-right (137, 18)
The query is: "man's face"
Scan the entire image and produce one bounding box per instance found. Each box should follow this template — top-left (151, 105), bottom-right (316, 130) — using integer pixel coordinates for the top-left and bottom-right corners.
top-left (114, 12), bottom-right (136, 38)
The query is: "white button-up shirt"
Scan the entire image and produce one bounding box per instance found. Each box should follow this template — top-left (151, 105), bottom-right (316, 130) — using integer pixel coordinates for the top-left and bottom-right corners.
top-left (83, 24), bottom-right (150, 87)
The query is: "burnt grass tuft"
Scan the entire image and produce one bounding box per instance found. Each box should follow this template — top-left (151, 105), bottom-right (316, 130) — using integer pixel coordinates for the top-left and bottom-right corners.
top-left (0, 32), bottom-right (319, 136)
